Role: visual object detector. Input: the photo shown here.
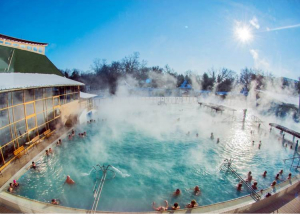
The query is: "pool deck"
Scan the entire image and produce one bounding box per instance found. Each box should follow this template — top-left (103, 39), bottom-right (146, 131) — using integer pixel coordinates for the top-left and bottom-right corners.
top-left (0, 127), bottom-right (71, 188)
top-left (0, 126), bottom-right (300, 213)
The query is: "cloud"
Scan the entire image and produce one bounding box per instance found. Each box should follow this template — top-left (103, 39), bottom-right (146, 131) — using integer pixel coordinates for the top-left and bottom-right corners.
top-left (249, 16), bottom-right (260, 29)
top-left (250, 49), bottom-right (270, 70)
top-left (266, 23), bottom-right (300, 32)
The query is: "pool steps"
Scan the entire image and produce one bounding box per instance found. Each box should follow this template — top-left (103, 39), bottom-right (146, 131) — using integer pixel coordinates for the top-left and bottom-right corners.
top-left (220, 159), bottom-right (261, 201)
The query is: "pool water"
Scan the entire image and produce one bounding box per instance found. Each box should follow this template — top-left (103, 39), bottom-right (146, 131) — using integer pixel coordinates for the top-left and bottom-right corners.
top-left (14, 103), bottom-right (298, 212)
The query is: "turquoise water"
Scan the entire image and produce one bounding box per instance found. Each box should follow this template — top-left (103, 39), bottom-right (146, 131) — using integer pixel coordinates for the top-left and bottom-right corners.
top-left (14, 105), bottom-right (298, 212)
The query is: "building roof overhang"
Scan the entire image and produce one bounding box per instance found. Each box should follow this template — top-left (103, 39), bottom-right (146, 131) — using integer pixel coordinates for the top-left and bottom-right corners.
top-left (0, 73), bottom-right (84, 92)
top-left (0, 34), bottom-right (48, 46)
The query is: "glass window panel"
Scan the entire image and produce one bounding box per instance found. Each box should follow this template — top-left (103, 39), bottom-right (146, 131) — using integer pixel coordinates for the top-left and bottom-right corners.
top-left (0, 92), bottom-right (8, 109)
top-left (45, 88), bottom-right (53, 98)
top-left (66, 94), bottom-right (71, 103)
top-left (27, 116), bottom-right (37, 131)
top-left (0, 109), bottom-right (9, 127)
top-left (27, 46), bottom-right (32, 50)
top-left (59, 87), bottom-right (65, 95)
top-left (33, 47), bottom-right (37, 51)
top-left (54, 108), bottom-right (61, 117)
top-left (24, 89), bottom-right (34, 102)
top-left (46, 98), bottom-right (53, 110)
top-left (2, 142), bottom-right (15, 162)
top-left (8, 92), bottom-right (12, 106)
top-left (53, 87), bottom-right (60, 96)
top-left (13, 105), bottom-right (25, 121)
top-left (25, 103), bottom-right (35, 116)
top-left (74, 93), bottom-right (79, 100)
top-left (34, 88), bottom-right (43, 100)
top-left (8, 107), bottom-right (13, 123)
top-left (60, 95), bottom-right (65, 105)
top-left (47, 110), bottom-right (54, 121)
top-left (28, 129), bottom-right (38, 140)
top-left (37, 113), bottom-right (45, 126)
top-left (17, 135), bottom-right (28, 147)
top-left (0, 125), bottom-right (12, 146)
top-left (35, 100), bottom-right (44, 114)
top-left (12, 91), bottom-right (23, 105)
top-left (49, 118), bottom-right (60, 130)
top-left (14, 120), bottom-right (26, 137)
top-left (66, 86), bottom-right (72, 94)
top-left (13, 43), bottom-right (19, 47)
top-left (38, 125), bottom-right (46, 135)
top-left (53, 97), bottom-right (59, 106)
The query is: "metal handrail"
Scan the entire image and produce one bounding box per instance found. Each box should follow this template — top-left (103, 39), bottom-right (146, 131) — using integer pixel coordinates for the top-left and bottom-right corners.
top-left (90, 165), bottom-right (115, 213)
top-left (220, 159), bottom-right (261, 201)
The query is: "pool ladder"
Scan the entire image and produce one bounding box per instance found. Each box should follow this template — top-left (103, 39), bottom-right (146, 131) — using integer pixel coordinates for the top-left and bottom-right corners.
top-left (220, 159), bottom-right (261, 201)
top-left (89, 165), bottom-right (115, 213)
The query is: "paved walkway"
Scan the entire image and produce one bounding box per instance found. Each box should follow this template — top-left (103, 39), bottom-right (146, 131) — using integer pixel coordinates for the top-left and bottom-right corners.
top-left (254, 188), bottom-right (300, 213)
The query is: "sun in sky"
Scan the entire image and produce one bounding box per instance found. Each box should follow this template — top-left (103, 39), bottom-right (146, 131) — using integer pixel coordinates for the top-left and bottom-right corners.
top-left (235, 25), bottom-right (253, 43)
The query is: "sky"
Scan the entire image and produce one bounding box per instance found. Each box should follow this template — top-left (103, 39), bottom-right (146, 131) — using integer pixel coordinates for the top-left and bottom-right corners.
top-left (1, 0), bottom-right (300, 79)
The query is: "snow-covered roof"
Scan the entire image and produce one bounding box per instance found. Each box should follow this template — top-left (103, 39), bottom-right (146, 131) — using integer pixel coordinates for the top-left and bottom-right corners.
top-left (0, 73), bottom-right (84, 92)
top-left (80, 91), bottom-right (97, 99)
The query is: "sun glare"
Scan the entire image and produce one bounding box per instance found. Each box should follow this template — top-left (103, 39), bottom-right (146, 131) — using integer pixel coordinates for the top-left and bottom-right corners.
top-left (235, 26), bottom-right (253, 43)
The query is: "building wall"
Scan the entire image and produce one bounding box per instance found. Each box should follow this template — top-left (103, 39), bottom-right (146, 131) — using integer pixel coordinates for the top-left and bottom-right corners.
top-left (0, 86), bottom-right (80, 167)
top-left (0, 40), bottom-right (46, 55)
top-left (60, 100), bottom-right (85, 125)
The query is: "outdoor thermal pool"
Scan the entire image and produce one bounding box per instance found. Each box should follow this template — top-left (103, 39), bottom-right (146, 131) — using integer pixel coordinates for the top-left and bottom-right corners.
top-left (9, 103), bottom-right (299, 212)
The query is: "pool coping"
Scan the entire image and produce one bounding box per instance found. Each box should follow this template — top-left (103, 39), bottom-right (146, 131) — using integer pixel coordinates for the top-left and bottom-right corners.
top-left (0, 127), bottom-right (300, 213)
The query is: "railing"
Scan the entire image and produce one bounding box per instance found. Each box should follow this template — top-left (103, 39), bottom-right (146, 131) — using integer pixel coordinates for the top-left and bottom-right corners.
top-left (89, 165), bottom-right (115, 214)
top-left (220, 159), bottom-right (261, 201)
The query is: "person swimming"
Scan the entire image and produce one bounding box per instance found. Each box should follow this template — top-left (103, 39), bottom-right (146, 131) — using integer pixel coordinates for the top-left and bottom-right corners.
top-left (196, 133), bottom-right (198, 137)
top-left (31, 161), bottom-right (36, 169)
top-left (152, 200), bottom-right (168, 211)
top-left (49, 148), bottom-right (53, 154)
top-left (186, 200), bottom-right (198, 208)
top-left (237, 182), bottom-right (242, 191)
top-left (262, 171), bottom-right (267, 177)
top-left (287, 173), bottom-right (292, 180)
top-left (173, 189), bottom-right (181, 196)
top-left (172, 202), bottom-right (180, 210)
top-left (271, 180), bottom-right (276, 187)
top-left (275, 173), bottom-right (280, 180)
top-left (51, 199), bottom-right (59, 205)
top-left (68, 135), bottom-right (72, 140)
top-left (194, 186), bottom-right (201, 195)
top-left (252, 182), bottom-right (258, 190)
top-left (279, 169), bottom-right (283, 175)
top-left (210, 133), bottom-right (214, 140)
top-left (65, 175), bottom-right (75, 185)
top-left (252, 141), bottom-right (255, 145)
top-left (7, 183), bottom-right (14, 193)
top-left (45, 150), bottom-right (49, 156)
top-left (258, 141), bottom-right (261, 149)
top-left (217, 138), bottom-right (220, 143)
top-left (13, 180), bottom-right (19, 187)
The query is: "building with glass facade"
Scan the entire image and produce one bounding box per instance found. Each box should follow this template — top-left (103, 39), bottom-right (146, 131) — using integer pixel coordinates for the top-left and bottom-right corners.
top-left (0, 35), bottom-right (90, 170)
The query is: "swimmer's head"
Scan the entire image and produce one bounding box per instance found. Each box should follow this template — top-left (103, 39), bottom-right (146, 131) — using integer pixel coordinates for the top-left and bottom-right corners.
top-left (174, 202), bottom-right (178, 208)
top-left (191, 200), bottom-right (196, 205)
